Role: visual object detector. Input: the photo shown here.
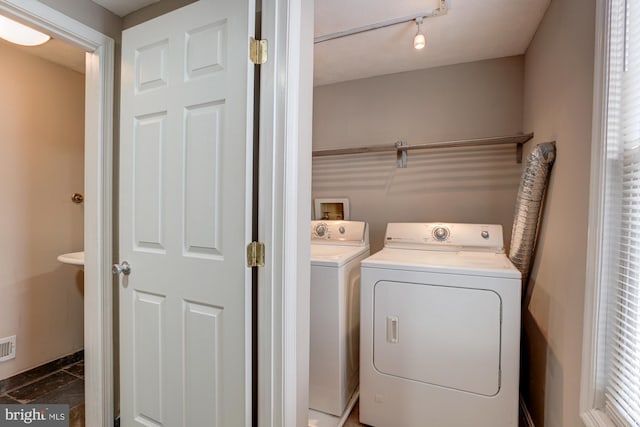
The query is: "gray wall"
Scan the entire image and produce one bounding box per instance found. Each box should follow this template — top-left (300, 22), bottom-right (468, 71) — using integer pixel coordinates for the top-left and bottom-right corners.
top-left (123, 0), bottom-right (197, 29)
top-left (520, 0), bottom-right (596, 425)
top-left (313, 56), bottom-right (526, 252)
top-left (38, 0), bottom-right (198, 37)
top-left (38, 0), bottom-right (122, 41)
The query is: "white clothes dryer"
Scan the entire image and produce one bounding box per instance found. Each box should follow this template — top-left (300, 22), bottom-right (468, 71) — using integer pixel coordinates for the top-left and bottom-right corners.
top-left (309, 220), bottom-right (370, 418)
top-left (359, 223), bottom-right (521, 427)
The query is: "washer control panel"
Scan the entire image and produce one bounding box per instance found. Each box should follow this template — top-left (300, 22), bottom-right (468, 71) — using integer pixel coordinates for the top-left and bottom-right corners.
top-left (384, 222), bottom-right (504, 252)
top-left (311, 220), bottom-right (368, 245)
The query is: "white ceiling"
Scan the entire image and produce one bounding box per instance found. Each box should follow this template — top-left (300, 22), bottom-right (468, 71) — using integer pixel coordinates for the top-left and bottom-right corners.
top-left (314, 0), bottom-right (551, 86)
top-left (2, 0), bottom-right (551, 85)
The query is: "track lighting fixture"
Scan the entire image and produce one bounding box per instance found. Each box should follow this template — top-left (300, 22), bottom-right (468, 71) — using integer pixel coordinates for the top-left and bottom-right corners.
top-left (314, 0), bottom-right (448, 45)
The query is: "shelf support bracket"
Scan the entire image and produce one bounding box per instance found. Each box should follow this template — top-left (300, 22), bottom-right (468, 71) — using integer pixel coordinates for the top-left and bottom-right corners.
top-left (396, 141), bottom-right (408, 168)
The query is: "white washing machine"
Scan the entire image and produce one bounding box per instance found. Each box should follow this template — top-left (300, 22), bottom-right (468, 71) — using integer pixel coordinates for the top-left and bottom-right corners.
top-left (360, 223), bottom-right (521, 427)
top-left (309, 220), bottom-right (370, 419)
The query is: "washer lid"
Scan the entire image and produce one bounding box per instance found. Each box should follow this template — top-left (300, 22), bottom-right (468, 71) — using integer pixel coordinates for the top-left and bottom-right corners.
top-left (362, 248), bottom-right (521, 279)
top-left (311, 244), bottom-right (370, 267)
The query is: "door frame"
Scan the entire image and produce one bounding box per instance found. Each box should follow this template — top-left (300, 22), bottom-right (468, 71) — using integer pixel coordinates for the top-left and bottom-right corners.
top-left (0, 1), bottom-right (114, 426)
top-left (258, 0), bottom-right (313, 425)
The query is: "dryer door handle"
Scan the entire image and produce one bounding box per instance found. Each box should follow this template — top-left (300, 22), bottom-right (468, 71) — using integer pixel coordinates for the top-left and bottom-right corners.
top-left (387, 316), bottom-right (399, 343)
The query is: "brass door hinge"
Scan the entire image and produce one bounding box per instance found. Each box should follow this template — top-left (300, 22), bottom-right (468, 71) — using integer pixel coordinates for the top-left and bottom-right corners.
top-left (247, 241), bottom-right (265, 267)
top-left (250, 37), bottom-right (267, 65)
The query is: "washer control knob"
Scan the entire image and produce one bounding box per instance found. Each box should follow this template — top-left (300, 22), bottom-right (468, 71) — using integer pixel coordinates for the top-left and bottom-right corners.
top-left (432, 226), bottom-right (449, 241)
top-left (481, 230), bottom-right (490, 239)
top-left (339, 226), bottom-right (346, 234)
top-left (314, 222), bottom-right (328, 237)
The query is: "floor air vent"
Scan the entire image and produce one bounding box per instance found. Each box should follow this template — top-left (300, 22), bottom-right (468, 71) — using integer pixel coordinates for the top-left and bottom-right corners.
top-left (0, 335), bottom-right (16, 362)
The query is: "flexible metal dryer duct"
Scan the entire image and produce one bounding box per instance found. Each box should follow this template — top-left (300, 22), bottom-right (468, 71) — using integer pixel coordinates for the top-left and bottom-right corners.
top-left (508, 142), bottom-right (556, 291)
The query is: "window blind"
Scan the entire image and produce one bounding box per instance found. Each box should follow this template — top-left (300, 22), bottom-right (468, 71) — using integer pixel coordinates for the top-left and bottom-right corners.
top-left (605, 0), bottom-right (640, 425)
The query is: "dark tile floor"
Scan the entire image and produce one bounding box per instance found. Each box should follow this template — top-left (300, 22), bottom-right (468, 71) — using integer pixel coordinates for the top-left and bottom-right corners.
top-left (0, 354), bottom-right (84, 427)
top-left (1, 353), bottom-right (529, 427)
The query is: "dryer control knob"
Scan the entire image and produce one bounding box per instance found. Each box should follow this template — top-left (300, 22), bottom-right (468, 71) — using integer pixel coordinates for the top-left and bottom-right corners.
top-left (481, 230), bottom-right (490, 239)
top-left (339, 226), bottom-right (345, 234)
top-left (433, 226), bottom-right (449, 241)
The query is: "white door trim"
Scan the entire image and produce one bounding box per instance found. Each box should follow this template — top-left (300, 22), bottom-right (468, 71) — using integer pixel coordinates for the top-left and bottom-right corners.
top-left (258, 0), bottom-right (313, 425)
top-left (0, 2), bottom-right (115, 426)
top-left (580, 0), bottom-right (610, 423)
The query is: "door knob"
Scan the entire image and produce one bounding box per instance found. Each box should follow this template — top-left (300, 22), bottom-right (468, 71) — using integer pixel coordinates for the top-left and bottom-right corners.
top-left (112, 261), bottom-right (131, 276)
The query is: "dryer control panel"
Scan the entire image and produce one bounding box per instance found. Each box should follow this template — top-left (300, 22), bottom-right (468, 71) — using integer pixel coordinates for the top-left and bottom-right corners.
top-left (311, 220), bottom-right (369, 245)
top-left (384, 222), bottom-right (504, 253)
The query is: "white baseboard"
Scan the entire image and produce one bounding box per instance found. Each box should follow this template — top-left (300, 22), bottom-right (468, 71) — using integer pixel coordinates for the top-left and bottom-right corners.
top-left (519, 394), bottom-right (535, 427)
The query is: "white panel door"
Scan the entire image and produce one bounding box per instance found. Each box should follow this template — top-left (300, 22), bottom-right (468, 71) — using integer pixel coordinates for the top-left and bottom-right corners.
top-left (119, 0), bottom-right (254, 425)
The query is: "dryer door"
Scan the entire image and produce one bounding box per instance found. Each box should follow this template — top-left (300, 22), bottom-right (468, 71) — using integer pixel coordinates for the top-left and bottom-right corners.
top-left (373, 280), bottom-right (502, 396)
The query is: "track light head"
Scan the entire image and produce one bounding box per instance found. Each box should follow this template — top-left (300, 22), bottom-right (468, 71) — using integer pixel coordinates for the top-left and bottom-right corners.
top-left (414, 17), bottom-right (425, 50)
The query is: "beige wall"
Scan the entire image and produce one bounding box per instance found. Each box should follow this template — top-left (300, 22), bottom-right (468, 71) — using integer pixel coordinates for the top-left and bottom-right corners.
top-left (313, 56), bottom-right (525, 252)
top-left (521, 0), bottom-right (595, 425)
top-left (0, 41), bottom-right (85, 380)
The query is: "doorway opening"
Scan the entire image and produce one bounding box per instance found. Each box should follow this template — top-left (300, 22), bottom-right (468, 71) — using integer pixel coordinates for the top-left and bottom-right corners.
top-left (0, 33), bottom-right (86, 421)
top-left (0, 2), bottom-right (114, 425)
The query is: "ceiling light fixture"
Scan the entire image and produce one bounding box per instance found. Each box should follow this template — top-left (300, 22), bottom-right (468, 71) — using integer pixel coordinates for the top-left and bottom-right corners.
top-left (0, 15), bottom-right (50, 46)
top-left (414, 17), bottom-right (426, 50)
